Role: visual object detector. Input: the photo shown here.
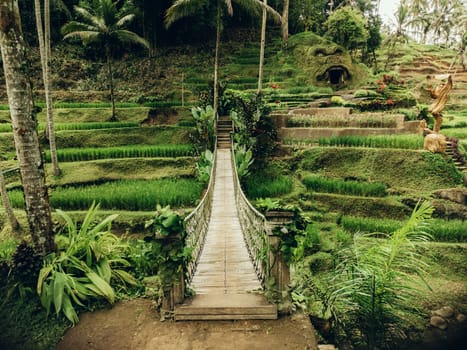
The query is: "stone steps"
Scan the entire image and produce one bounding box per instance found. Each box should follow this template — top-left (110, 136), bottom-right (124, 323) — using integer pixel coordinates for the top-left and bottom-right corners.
top-left (217, 116), bottom-right (233, 149)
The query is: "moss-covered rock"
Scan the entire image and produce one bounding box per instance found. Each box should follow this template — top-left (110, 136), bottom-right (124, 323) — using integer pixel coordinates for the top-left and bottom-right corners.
top-left (286, 32), bottom-right (369, 88)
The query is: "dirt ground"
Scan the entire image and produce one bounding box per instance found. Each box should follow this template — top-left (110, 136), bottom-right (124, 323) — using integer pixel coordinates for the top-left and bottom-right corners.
top-left (56, 299), bottom-right (319, 350)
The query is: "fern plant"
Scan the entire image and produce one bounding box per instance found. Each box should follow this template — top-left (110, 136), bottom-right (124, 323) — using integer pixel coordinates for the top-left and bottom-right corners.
top-left (333, 201), bottom-right (434, 349)
top-left (37, 203), bottom-right (136, 324)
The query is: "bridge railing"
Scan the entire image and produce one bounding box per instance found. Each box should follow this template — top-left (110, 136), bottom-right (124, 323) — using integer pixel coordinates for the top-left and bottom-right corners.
top-left (184, 146), bottom-right (217, 286)
top-left (231, 146), bottom-right (270, 287)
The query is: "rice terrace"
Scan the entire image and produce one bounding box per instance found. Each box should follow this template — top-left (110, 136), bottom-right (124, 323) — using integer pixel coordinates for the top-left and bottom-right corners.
top-left (0, 1), bottom-right (466, 349)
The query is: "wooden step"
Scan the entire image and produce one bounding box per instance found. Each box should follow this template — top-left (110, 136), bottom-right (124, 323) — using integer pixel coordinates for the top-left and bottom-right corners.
top-left (175, 294), bottom-right (277, 321)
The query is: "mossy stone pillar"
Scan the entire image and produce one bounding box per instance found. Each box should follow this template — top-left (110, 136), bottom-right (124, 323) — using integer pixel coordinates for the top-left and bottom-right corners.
top-left (265, 210), bottom-right (293, 293)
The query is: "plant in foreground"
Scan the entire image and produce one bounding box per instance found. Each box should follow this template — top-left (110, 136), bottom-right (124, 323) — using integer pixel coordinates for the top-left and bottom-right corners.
top-left (37, 203), bottom-right (136, 324)
top-left (292, 201), bottom-right (434, 349)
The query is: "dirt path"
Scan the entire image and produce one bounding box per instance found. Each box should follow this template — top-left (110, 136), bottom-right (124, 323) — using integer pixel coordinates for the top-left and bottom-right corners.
top-left (57, 299), bottom-right (319, 350)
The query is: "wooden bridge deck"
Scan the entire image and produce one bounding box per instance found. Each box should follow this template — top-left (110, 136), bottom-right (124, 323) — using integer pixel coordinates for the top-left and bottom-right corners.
top-left (175, 149), bottom-right (277, 320)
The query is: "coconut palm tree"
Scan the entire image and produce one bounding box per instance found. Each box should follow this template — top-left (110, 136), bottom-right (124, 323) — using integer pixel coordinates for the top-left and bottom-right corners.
top-left (62, 0), bottom-right (149, 120)
top-left (0, 0), bottom-right (55, 254)
top-left (166, 0), bottom-right (279, 118)
top-left (0, 166), bottom-right (19, 231)
top-left (35, 0), bottom-right (60, 176)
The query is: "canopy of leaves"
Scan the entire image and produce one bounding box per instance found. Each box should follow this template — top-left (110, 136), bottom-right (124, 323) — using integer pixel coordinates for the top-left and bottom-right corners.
top-left (324, 6), bottom-right (369, 53)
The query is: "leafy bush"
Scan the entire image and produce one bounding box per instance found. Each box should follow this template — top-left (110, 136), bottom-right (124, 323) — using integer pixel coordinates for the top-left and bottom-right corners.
top-left (141, 206), bottom-right (191, 289)
top-left (145, 204), bottom-right (184, 238)
top-left (354, 89), bottom-right (379, 98)
top-left (44, 144), bottom-right (194, 162)
top-left (302, 175), bottom-right (387, 197)
top-left (190, 105), bottom-right (215, 152)
top-left (37, 203), bottom-right (137, 324)
top-left (196, 149), bottom-right (214, 183)
top-left (330, 96), bottom-right (345, 106)
top-left (234, 143), bottom-right (254, 180)
top-left (291, 202), bottom-right (434, 349)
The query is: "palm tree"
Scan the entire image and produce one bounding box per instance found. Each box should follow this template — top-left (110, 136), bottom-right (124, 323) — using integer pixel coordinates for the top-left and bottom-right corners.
top-left (35, 0), bottom-right (60, 176)
top-left (383, 0), bottom-right (410, 70)
top-left (281, 0), bottom-right (289, 47)
top-left (62, 0), bottom-right (149, 120)
top-left (0, 0), bottom-right (55, 254)
top-left (166, 0), bottom-right (279, 118)
top-left (0, 166), bottom-right (19, 231)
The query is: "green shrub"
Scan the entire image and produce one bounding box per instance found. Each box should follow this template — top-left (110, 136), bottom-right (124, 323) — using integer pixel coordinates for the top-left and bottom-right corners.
top-left (303, 175), bottom-right (387, 197)
top-left (37, 203), bottom-right (137, 324)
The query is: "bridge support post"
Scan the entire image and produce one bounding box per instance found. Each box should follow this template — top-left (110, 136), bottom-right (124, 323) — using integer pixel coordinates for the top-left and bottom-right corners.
top-left (266, 211), bottom-right (294, 295)
top-left (161, 274), bottom-right (185, 315)
top-left (267, 234), bottom-right (290, 293)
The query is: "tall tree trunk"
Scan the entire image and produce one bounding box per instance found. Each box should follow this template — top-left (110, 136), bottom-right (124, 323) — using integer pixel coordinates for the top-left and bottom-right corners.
top-left (106, 46), bottom-right (117, 120)
top-left (0, 0), bottom-right (55, 255)
top-left (213, 0), bottom-right (221, 120)
top-left (281, 0), bottom-right (289, 48)
top-left (35, 0), bottom-right (60, 176)
top-left (0, 166), bottom-right (19, 231)
top-left (257, 0), bottom-right (267, 95)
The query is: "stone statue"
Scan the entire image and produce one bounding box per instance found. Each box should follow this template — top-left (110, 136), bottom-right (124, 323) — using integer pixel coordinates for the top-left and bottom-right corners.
top-left (424, 133), bottom-right (447, 153)
top-left (427, 74), bottom-right (453, 133)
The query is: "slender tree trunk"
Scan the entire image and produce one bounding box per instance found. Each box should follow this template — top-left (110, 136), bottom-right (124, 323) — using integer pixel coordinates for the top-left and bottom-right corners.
top-left (0, 167), bottom-right (19, 231)
top-left (35, 0), bottom-right (60, 176)
top-left (281, 0), bottom-right (289, 48)
top-left (0, 0), bottom-right (55, 255)
top-left (213, 0), bottom-right (221, 120)
top-left (257, 0), bottom-right (267, 95)
top-left (106, 46), bottom-right (117, 120)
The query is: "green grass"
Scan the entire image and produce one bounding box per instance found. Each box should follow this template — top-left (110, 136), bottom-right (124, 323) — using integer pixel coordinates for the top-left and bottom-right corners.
top-left (39, 122), bottom-right (139, 131)
top-left (318, 135), bottom-right (424, 149)
top-left (0, 123), bottom-right (11, 132)
top-left (341, 215), bottom-right (466, 242)
top-left (53, 126), bottom-right (191, 148)
top-left (44, 144), bottom-right (194, 162)
top-left (302, 175), bottom-right (387, 197)
top-left (287, 114), bottom-right (399, 128)
top-left (299, 148), bottom-right (463, 195)
top-left (8, 178), bottom-right (203, 211)
top-left (244, 175), bottom-right (293, 199)
top-left (44, 158), bottom-right (195, 187)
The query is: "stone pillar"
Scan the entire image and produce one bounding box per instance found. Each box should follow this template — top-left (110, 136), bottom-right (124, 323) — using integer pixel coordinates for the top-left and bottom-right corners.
top-left (265, 211), bottom-right (294, 293)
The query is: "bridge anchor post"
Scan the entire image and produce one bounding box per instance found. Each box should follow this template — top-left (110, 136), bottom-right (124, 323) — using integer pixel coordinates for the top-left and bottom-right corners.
top-left (266, 210), bottom-right (294, 295)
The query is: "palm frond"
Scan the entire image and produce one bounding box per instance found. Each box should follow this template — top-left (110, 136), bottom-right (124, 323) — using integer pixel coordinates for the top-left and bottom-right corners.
top-left (234, 0), bottom-right (281, 23)
top-left (63, 30), bottom-right (101, 43)
top-left (115, 13), bottom-right (135, 28)
top-left (165, 0), bottom-right (206, 28)
top-left (113, 30), bottom-right (150, 49)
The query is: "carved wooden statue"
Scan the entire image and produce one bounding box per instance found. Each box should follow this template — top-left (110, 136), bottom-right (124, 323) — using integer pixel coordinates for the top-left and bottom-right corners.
top-left (427, 74), bottom-right (453, 133)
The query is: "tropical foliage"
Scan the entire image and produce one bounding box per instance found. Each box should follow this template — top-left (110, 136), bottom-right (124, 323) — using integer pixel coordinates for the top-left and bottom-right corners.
top-left (61, 0), bottom-right (149, 119)
top-left (37, 203), bottom-right (136, 324)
